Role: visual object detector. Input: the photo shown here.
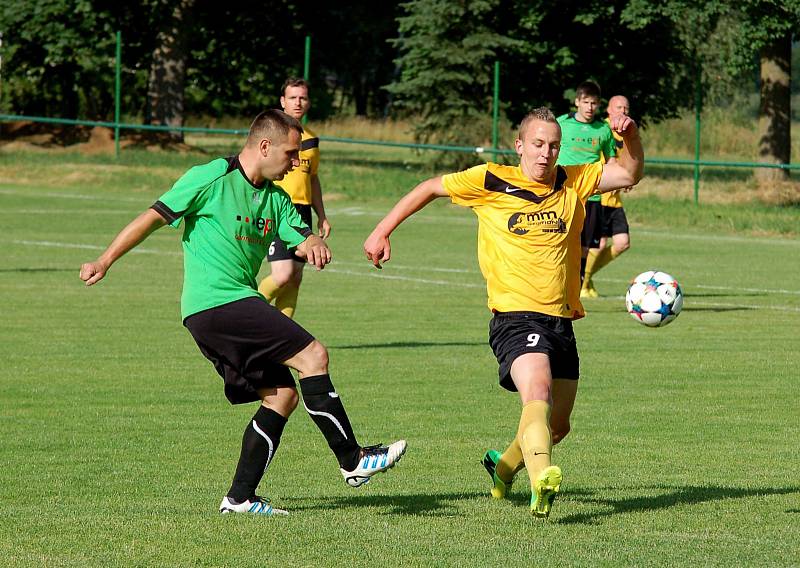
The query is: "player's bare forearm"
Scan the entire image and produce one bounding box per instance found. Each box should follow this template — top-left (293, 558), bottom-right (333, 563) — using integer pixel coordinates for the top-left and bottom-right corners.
top-left (79, 208), bottom-right (167, 286)
top-left (598, 117), bottom-right (644, 192)
top-left (297, 234), bottom-right (331, 270)
top-left (364, 176), bottom-right (447, 268)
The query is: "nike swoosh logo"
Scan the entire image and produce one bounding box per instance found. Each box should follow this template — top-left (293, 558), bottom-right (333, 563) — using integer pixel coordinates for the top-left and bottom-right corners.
top-left (533, 452), bottom-right (549, 456)
top-left (504, 186), bottom-right (519, 193)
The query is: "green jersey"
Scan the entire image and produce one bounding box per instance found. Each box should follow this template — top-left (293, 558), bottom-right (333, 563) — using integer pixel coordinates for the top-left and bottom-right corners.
top-left (152, 156), bottom-right (310, 319)
top-left (556, 113), bottom-right (616, 202)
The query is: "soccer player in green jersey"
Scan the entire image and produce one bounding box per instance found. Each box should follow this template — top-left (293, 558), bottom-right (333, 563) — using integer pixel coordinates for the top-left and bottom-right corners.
top-left (583, 95), bottom-right (634, 293)
top-left (80, 110), bottom-right (406, 516)
top-left (556, 81), bottom-right (617, 298)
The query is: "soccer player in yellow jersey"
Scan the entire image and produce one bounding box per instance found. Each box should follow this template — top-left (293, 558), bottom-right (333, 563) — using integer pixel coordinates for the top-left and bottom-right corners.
top-left (363, 107), bottom-right (644, 517)
top-left (584, 95), bottom-right (634, 294)
top-left (259, 78), bottom-right (331, 318)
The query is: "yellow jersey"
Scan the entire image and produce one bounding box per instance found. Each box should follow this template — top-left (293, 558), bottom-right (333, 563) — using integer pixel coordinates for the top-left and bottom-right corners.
top-left (601, 118), bottom-right (625, 208)
top-left (442, 162), bottom-right (603, 319)
top-left (276, 126), bottom-right (320, 205)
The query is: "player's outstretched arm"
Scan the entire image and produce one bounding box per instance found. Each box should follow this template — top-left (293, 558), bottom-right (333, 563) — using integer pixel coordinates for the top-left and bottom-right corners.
top-left (598, 115), bottom-right (644, 192)
top-left (363, 176), bottom-right (448, 269)
top-left (79, 208), bottom-right (167, 286)
top-left (296, 234), bottom-right (331, 271)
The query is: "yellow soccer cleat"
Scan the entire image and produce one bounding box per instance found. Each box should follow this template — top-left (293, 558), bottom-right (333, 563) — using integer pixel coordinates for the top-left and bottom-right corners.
top-left (580, 281), bottom-right (599, 298)
top-left (482, 449), bottom-right (513, 499)
top-left (530, 465), bottom-right (562, 518)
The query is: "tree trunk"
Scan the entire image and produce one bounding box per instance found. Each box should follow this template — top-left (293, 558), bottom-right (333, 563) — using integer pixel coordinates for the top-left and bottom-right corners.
top-left (147, 0), bottom-right (195, 142)
top-left (353, 76), bottom-right (368, 116)
top-left (755, 33), bottom-right (791, 183)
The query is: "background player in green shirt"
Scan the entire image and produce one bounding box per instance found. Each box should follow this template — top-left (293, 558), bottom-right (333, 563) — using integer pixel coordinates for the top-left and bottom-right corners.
top-left (79, 110), bottom-right (406, 516)
top-left (583, 95), bottom-right (635, 294)
top-left (556, 81), bottom-right (617, 298)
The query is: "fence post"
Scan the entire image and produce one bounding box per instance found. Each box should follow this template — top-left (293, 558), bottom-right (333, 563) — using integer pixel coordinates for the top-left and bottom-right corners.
top-left (693, 67), bottom-right (702, 204)
top-left (492, 61), bottom-right (500, 161)
top-left (114, 31), bottom-right (121, 158)
top-left (302, 35), bottom-right (311, 125)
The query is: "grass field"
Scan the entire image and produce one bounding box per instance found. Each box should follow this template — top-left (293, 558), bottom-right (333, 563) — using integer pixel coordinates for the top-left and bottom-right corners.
top-left (1, 144), bottom-right (799, 567)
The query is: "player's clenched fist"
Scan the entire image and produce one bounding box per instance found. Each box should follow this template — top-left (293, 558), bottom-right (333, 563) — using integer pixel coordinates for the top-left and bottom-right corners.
top-left (79, 261), bottom-right (108, 286)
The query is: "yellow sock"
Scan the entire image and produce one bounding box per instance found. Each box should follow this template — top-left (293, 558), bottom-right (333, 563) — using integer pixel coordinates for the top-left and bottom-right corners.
top-left (275, 284), bottom-right (299, 319)
top-left (584, 246), bottom-right (615, 284)
top-left (258, 275), bottom-right (281, 302)
top-left (518, 400), bottom-right (552, 485)
top-left (496, 438), bottom-right (525, 483)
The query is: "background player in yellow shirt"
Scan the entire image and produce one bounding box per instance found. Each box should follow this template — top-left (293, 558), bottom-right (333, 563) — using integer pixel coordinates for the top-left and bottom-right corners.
top-left (363, 107), bottom-right (644, 517)
top-left (583, 95), bottom-right (634, 294)
top-left (259, 78), bottom-right (331, 318)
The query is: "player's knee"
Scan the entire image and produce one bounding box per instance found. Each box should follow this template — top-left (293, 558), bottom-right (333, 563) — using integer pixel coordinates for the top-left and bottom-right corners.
top-left (615, 242), bottom-right (630, 254)
top-left (283, 388), bottom-right (300, 412)
top-left (551, 423), bottom-right (571, 445)
top-left (305, 340), bottom-right (329, 370)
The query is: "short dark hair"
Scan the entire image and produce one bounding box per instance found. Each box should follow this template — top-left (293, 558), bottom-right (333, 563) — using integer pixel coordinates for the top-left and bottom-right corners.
top-left (246, 109), bottom-right (303, 147)
top-left (518, 107), bottom-right (558, 139)
top-left (281, 77), bottom-right (310, 96)
top-left (575, 81), bottom-right (601, 100)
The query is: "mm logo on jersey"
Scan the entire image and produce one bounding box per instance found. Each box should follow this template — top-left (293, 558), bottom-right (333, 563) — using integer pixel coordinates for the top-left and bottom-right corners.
top-left (236, 214), bottom-right (274, 236)
top-left (508, 211), bottom-right (565, 235)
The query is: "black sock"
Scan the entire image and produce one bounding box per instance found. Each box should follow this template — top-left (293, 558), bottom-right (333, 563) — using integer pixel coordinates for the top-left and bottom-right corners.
top-left (580, 255), bottom-right (587, 284)
top-left (227, 406), bottom-right (287, 503)
top-left (299, 374), bottom-right (361, 470)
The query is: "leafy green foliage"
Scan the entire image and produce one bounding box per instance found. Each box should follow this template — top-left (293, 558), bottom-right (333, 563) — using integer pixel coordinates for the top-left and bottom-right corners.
top-left (386, 0), bottom-right (519, 166)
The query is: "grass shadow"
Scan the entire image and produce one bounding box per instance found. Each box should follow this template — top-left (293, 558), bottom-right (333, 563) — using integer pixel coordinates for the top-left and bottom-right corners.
top-left (683, 306), bottom-right (755, 312)
top-left (684, 292), bottom-right (766, 298)
top-left (290, 491), bottom-right (483, 517)
top-left (331, 341), bottom-right (484, 350)
top-left (0, 267), bottom-right (75, 273)
top-left (556, 484), bottom-right (800, 525)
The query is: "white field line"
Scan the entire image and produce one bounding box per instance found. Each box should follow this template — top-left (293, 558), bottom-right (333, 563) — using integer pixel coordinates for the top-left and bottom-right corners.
top-left (324, 267), bottom-right (485, 288)
top-left (592, 295), bottom-right (800, 314)
top-left (11, 239), bottom-right (182, 256)
top-left (3, 188), bottom-right (799, 248)
top-left (10, 239), bottom-right (800, 313)
top-left (0, 188), bottom-right (151, 203)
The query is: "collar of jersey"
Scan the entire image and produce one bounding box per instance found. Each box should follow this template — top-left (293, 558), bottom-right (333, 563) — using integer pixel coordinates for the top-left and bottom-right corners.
top-left (484, 165), bottom-right (567, 204)
top-left (225, 155), bottom-right (270, 190)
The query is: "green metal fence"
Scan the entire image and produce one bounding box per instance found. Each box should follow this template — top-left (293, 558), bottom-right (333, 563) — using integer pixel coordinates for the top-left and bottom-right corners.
top-left (1, 33), bottom-right (798, 205)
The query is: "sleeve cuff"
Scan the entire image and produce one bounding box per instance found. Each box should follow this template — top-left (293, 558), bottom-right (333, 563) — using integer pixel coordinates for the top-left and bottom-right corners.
top-left (151, 200), bottom-right (181, 224)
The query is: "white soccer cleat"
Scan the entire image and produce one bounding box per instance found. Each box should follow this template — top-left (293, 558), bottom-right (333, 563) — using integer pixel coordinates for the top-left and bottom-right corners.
top-left (341, 440), bottom-right (407, 487)
top-left (219, 495), bottom-right (289, 516)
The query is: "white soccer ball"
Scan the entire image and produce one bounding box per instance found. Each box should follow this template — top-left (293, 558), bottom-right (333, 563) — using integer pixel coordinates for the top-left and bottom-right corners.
top-left (625, 270), bottom-right (683, 327)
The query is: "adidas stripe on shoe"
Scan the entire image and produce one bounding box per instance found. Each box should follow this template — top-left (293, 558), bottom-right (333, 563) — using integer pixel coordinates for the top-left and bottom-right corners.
top-left (219, 495), bottom-right (288, 516)
top-left (341, 440), bottom-right (407, 488)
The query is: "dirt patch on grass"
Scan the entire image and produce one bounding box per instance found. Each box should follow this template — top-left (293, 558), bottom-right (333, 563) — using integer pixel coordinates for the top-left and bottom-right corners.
top-left (0, 121), bottom-right (199, 154)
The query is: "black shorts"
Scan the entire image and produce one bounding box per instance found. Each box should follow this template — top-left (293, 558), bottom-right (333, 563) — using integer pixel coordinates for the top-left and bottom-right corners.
top-left (183, 297), bottom-right (315, 404)
top-left (601, 206), bottom-right (629, 237)
top-left (581, 200), bottom-right (603, 249)
top-left (489, 311), bottom-right (579, 392)
top-left (267, 204), bottom-right (313, 263)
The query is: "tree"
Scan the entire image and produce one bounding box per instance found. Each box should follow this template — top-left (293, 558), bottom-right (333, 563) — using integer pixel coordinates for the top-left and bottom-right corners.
top-left (387, 0), bottom-right (519, 166)
top-left (742, 1), bottom-right (800, 182)
top-left (625, 0), bottom-right (800, 183)
top-left (147, 0), bottom-right (195, 141)
top-left (0, 0), bottom-right (118, 119)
